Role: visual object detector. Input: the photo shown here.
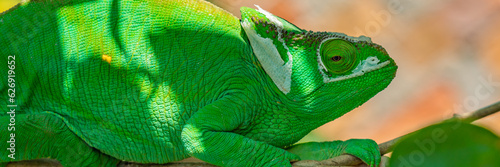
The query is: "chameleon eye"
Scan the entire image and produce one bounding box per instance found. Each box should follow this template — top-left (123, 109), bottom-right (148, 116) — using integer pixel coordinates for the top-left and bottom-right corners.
top-left (320, 39), bottom-right (357, 74)
top-left (331, 56), bottom-right (342, 62)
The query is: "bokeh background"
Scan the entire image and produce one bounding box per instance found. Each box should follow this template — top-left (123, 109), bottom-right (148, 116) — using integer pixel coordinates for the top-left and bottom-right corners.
top-left (2, 0), bottom-right (500, 146)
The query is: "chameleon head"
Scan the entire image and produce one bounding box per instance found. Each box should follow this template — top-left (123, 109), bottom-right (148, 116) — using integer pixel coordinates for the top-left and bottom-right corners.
top-left (241, 6), bottom-right (397, 119)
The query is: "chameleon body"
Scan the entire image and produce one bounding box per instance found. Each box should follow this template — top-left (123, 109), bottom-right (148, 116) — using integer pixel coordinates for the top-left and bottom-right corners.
top-left (0, 0), bottom-right (397, 166)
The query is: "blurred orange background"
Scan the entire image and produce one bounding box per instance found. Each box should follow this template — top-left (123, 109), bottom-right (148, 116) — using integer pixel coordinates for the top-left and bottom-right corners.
top-left (2, 0), bottom-right (500, 145)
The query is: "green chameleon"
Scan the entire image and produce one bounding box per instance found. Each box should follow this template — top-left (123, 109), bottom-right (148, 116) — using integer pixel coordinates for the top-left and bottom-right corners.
top-left (0, 0), bottom-right (397, 166)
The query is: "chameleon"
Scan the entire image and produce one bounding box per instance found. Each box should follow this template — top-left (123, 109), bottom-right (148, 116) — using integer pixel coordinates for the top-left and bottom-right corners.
top-left (0, 0), bottom-right (397, 166)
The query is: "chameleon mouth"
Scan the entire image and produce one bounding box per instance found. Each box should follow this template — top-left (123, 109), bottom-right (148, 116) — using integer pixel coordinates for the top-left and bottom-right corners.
top-left (351, 68), bottom-right (396, 104)
top-left (368, 64), bottom-right (398, 89)
top-left (380, 60), bottom-right (398, 77)
top-left (351, 61), bottom-right (397, 95)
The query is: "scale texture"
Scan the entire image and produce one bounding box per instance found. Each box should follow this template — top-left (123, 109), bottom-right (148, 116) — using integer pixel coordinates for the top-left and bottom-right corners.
top-left (0, 0), bottom-right (397, 166)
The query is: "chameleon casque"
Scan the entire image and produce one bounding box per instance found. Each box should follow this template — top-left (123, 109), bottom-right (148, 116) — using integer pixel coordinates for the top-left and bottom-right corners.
top-left (0, 0), bottom-right (397, 166)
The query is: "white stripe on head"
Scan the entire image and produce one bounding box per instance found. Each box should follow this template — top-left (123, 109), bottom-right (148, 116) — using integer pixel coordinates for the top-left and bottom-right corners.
top-left (241, 20), bottom-right (293, 94)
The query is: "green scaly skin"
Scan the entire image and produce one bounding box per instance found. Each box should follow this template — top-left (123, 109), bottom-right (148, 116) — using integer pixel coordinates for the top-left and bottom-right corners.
top-left (0, 0), bottom-right (397, 166)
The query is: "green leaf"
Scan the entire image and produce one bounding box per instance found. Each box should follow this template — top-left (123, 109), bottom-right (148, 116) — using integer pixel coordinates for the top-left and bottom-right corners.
top-left (389, 121), bottom-right (500, 167)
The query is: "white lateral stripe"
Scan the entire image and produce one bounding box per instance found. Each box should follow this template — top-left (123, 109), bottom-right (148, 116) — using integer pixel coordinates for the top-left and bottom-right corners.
top-left (241, 19), bottom-right (292, 94)
top-left (253, 5), bottom-right (291, 65)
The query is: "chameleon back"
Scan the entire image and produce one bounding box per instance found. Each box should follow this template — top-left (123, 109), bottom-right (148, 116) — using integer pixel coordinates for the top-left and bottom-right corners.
top-left (0, 0), bottom-right (256, 163)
